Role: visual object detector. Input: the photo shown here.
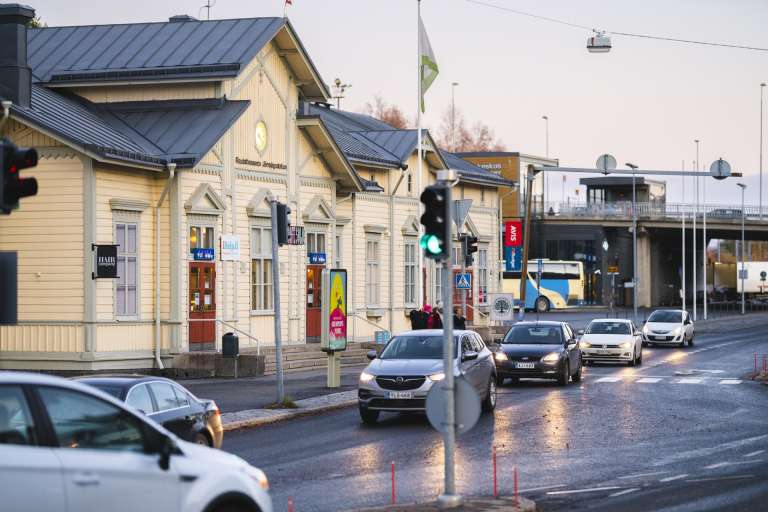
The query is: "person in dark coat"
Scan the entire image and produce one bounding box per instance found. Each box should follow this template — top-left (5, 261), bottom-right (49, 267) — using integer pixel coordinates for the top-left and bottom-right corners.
top-left (429, 307), bottom-right (443, 329)
top-left (409, 307), bottom-right (429, 330)
top-left (453, 307), bottom-right (467, 330)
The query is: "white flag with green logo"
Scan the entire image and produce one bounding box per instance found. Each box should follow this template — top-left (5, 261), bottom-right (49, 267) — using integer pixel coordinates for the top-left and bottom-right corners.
top-left (419, 15), bottom-right (439, 113)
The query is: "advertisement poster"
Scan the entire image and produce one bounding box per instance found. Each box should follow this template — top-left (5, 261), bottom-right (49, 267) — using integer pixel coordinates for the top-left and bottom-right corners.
top-left (323, 269), bottom-right (348, 352)
top-left (504, 220), bottom-right (522, 247)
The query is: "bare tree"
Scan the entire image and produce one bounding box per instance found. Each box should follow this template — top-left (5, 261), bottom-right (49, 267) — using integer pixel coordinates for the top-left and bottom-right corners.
top-left (361, 96), bottom-right (410, 129)
top-left (434, 107), bottom-right (505, 153)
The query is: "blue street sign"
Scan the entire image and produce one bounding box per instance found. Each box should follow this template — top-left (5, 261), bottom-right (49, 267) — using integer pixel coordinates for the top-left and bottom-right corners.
top-left (191, 248), bottom-right (215, 261)
top-left (455, 273), bottom-right (472, 290)
top-left (309, 252), bottom-right (327, 264)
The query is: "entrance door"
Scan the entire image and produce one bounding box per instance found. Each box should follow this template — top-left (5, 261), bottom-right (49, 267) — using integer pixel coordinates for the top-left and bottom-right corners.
top-left (452, 269), bottom-right (474, 322)
top-left (189, 262), bottom-right (215, 350)
top-left (306, 265), bottom-right (323, 343)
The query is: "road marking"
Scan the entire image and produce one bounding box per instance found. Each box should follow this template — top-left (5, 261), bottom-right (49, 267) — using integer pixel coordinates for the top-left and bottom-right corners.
top-left (610, 488), bottom-right (639, 497)
top-left (744, 450), bottom-right (765, 458)
top-left (719, 379), bottom-right (741, 385)
top-left (653, 434), bottom-right (768, 466)
top-left (705, 460), bottom-right (762, 470)
top-left (618, 471), bottom-right (669, 479)
top-left (547, 486), bottom-right (621, 496)
top-left (636, 378), bottom-right (661, 383)
top-left (659, 474), bottom-right (689, 482)
top-left (686, 474), bottom-right (756, 483)
top-left (519, 484), bottom-right (566, 493)
top-left (677, 378), bottom-right (703, 384)
top-left (595, 377), bottom-right (623, 383)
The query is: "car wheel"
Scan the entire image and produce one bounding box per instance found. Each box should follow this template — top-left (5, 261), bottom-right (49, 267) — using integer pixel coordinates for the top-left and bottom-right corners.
top-left (193, 432), bottom-right (212, 447)
top-left (535, 296), bottom-right (550, 313)
top-left (557, 361), bottom-right (570, 386)
top-left (482, 378), bottom-right (497, 413)
top-left (359, 406), bottom-right (379, 425)
top-left (637, 348), bottom-right (643, 365)
top-left (572, 361), bottom-right (583, 382)
top-left (628, 349), bottom-right (636, 367)
top-left (688, 334), bottom-right (694, 346)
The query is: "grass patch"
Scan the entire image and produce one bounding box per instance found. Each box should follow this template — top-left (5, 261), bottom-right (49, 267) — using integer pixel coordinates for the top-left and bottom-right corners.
top-left (265, 396), bottom-right (299, 409)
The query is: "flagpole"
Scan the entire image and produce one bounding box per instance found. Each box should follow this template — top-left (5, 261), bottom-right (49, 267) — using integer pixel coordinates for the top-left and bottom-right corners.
top-left (417, 0), bottom-right (424, 308)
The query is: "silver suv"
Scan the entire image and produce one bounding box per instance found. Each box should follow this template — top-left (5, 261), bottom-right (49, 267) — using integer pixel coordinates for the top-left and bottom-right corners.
top-left (357, 329), bottom-right (497, 424)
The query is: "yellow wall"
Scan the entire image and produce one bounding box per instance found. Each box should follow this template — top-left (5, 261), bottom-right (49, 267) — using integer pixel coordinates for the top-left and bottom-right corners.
top-left (462, 154), bottom-right (521, 218)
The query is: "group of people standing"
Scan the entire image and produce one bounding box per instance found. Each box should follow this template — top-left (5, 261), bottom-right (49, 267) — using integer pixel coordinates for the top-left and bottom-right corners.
top-left (409, 305), bottom-right (467, 331)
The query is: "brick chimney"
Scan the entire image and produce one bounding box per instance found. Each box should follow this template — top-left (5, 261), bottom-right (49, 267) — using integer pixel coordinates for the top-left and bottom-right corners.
top-left (0, 3), bottom-right (35, 107)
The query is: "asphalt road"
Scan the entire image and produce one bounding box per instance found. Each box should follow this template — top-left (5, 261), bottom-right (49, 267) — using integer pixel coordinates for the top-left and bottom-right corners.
top-left (224, 321), bottom-right (768, 512)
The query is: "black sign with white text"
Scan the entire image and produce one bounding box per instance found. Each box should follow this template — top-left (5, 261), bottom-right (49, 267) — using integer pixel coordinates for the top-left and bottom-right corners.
top-left (93, 244), bottom-right (118, 279)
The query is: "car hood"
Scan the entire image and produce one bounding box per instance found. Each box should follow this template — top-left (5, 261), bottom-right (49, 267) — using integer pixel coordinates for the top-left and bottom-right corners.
top-left (366, 358), bottom-right (451, 376)
top-left (178, 438), bottom-right (249, 469)
top-left (581, 334), bottom-right (633, 344)
top-left (498, 344), bottom-right (563, 357)
top-left (644, 322), bottom-right (682, 332)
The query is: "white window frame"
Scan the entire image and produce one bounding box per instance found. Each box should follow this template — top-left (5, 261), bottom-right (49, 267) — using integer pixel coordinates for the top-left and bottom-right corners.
top-left (250, 223), bottom-right (273, 313)
top-left (114, 219), bottom-right (139, 320)
top-left (334, 232), bottom-right (343, 269)
top-left (404, 238), bottom-right (417, 306)
top-left (365, 236), bottom-right (381, 307)
top-left (478, 245), bottom-right (489, 304)
top-left (306, 231), bottom-right (327, 260)
top-left (433, 263), bottom-right (443, 307)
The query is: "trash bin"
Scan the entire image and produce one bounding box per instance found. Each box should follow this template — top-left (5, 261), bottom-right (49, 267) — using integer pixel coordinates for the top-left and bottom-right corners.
top-left (222, 332), bottom-right (239, 357)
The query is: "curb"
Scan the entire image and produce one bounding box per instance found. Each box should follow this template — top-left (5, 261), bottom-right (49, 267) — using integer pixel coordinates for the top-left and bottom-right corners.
top-left (222, 390), bottom-right (358, 431)
top-left (348, 496), bottom-right (536, 512)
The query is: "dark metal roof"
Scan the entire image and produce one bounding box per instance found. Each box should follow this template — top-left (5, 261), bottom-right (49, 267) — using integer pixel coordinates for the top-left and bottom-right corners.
top-left (27, 17), bottom-right (285, 84)
top-left (440, 150), bottom-right (516, 188)
top-left (456, 151), bottom-right (521, 158)
top-left (10, 85), bottom-right (248, 169)
top-left (358, 130), bottom-right (418, 163)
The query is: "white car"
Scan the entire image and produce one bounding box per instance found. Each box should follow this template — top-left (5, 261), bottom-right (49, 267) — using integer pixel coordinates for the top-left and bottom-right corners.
top-left (578, 319), bottom-right (643, 366)
top-left (0, 372), bottom-right (272, 512)
top-left (642, 309), bottom-right (694, 347)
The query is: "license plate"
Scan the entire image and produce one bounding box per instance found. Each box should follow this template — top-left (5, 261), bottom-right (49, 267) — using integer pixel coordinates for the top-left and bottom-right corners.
top-left (515, 362), bottom-right (535, 369)
top-left (598, 350), bottom-right (609, 354)
top-left (387, 391), bottom-right (413, 399)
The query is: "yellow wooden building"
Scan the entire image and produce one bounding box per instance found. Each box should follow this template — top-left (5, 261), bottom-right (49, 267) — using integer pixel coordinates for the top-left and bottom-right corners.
top-left (0, 5), bottom-right (512, 371)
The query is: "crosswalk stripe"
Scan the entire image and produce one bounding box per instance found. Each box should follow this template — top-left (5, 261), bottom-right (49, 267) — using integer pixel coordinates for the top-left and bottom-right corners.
top-left (677, 378), bottom-right (703, 384)
top-left (719, 379), bottom-right (741, 385)
top-left (610, 488), bottom-right (640, 498)
top-left (660, 474), bottom-right (688, 482)
top-left (595, 377), bottom-right (623, 383)
top-left (636, 378), bottom-right (661, 383)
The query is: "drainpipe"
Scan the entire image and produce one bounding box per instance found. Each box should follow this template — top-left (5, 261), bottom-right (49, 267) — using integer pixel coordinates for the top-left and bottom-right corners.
top-left (388, 167), bottom-right (408, 334)
top-left (0, 101), bottom-right (11, 130)
top-left (155, 162), bottom-right (176, 369)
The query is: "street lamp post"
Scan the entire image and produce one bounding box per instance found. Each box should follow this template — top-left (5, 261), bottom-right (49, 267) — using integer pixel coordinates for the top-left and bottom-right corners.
top-left (681, 160), bottom-right (686, 311)
top-left (451, 82), bottom-right (459, 151)
top-left (542, 115), bottom-right (549, 208)
top-left (761, 83), bottom-right (766, 219)
top-left (626, 162), bottom-right (639, 322)
top-left (697, 140), bottom-right (707, 320)
top-left (692, 144), bottom-right (698, 320)
top-left (737, 183), bottom-right (746, 314)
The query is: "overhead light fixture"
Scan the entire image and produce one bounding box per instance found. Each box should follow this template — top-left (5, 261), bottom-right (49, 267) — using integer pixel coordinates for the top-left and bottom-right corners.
top-left (587, 31), bottom-right (612, 53)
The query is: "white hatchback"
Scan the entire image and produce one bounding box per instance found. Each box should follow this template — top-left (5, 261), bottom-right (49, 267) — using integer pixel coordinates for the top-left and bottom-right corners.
top-left (0, 372), bottom-right (272, 512)
top-left (579, 319), bottom-right (644, 366)
top-left (642, 309), bottom-right (695, 347)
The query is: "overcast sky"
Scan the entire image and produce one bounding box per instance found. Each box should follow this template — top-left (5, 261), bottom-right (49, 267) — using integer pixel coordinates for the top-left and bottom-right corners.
top-left (28, 0), bottom-right (768, 205)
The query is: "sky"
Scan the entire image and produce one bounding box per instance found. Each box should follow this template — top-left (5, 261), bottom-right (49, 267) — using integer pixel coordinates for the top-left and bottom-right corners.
top-left (27, 0), bottom-right (768, 205)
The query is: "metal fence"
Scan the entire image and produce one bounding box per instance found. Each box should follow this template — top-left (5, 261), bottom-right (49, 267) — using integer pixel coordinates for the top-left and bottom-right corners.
top-left (537, 202), bottom-right (768, 222)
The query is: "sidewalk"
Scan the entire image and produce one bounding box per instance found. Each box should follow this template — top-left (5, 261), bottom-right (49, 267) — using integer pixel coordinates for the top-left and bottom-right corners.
top-left (350, 496), bottom-right (535, 512)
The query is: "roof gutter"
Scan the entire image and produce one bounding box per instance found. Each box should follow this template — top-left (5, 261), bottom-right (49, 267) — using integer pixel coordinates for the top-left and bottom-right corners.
top-left (155, 162), bottom-right (176, 370)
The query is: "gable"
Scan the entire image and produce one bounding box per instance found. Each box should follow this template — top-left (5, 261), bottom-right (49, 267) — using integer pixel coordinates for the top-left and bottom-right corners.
top-left (302, 195), bottom-right (334, 224)
top-left (246, 188), bottom-right (275, 218)
top-left (185, 183), bottom-right (226, 216)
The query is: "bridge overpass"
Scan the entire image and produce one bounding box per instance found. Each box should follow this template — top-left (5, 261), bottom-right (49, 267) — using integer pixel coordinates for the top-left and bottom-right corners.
top-left (529, 201), bottom-right (768, 308)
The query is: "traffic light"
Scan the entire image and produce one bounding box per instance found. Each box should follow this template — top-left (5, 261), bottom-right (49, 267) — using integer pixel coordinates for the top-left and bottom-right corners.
top-left (1, 138), bottom-right (38, 214)
top-left (419, 184), bottom-right (449, 260)
top-left (275, 201), bottom-right (291, 246)
top-left (462, 234), bottom-right (479, 266)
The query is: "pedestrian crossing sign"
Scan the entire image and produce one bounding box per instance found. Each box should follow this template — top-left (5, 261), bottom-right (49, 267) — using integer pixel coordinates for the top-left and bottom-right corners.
top-left (455, 273), bottom-right (471, 290)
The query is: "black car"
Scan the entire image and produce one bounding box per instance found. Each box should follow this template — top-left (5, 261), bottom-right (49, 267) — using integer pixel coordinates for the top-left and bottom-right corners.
top-left (74, 375), bottom-right (223, 448)
top-left (493, 321), bottom-right (582, 386)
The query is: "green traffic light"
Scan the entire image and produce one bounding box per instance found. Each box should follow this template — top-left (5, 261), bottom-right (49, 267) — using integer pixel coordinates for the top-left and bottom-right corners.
top-left (420, 234), bottom-right (442, 255)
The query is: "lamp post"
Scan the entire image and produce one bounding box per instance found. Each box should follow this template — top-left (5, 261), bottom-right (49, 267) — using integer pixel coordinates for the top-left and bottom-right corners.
top-left (698, 139), bottom-right (707, 320)
top-left (451, 82), bottom-right (459, 151)
top-left (681, 160), bottom-right (686, 311)
top-left (626, 162), bottom-right (639, 322)
top-left (761, 83), bottom-right (766, 219)
top-left (692, 142), bottom-right (698, 320)
top-left (737, 183), bottom-right (746, 314)
top-left (542, 115), bottom-right (549, 208)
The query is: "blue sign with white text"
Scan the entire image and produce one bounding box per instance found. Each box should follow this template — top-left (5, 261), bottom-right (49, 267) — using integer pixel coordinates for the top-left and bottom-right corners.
top-left (455, 273), bottom-right (472, 290)
top-left (309, 252), bottom-right (327, 264)
top-left (192, 248), bottom-right (215, 261)
top-left (504, 246), bottom-right (522, 271)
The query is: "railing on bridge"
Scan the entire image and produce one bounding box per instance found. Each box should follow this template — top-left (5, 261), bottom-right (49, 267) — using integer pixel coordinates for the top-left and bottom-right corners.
top-left (536, 202), bottom-right (768, 221)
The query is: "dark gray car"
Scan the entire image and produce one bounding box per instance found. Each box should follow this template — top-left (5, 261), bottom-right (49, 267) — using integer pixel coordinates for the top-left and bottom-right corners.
top-left (357, 329), bottom-right (497, 424)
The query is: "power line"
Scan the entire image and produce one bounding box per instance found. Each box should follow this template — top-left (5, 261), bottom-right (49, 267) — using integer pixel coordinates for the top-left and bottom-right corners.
top-left (465, 0), bottom-right (768, 52)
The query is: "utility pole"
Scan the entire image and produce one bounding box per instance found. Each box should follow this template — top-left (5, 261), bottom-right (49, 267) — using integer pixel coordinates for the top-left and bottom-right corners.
top-left (692, 149), bottom-right (698, 321)
top-left (451, 82), bottom-right (459, 151)
top-left (518, 166), bottom-right (535, 321)
top-left (626, 162), bottom-right (639, 323)
top-left (269, 200), bottom-right (285, 403)
top-left (738, 183), bottom-right (746, 315)
top-left (681, 160), bottom-right (686, 311)
top-left (761, 83), bottom-right (766, 219)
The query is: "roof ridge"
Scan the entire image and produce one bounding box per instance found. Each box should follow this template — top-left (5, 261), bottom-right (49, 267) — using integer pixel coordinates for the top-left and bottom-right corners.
top-left (28, 16), bottom-right (283, 32)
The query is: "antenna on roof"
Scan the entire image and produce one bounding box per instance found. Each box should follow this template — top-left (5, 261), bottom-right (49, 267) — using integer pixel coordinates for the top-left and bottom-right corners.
top-left (332, 78), bottom-right (352, 110)
top-left (199, 0), bottom-right (216, 20)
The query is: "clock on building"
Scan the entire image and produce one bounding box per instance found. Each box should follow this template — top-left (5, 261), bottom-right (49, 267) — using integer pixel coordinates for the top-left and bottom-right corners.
top-left (255, 120), bottom-right (268, 154)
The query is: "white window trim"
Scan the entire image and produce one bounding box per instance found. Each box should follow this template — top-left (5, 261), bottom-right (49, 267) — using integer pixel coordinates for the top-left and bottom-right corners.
top-left (365, 235), bottom-right (381, 308)
top-left (250, 220), bottom-right (274, 315)
top-left (113, 214), bottom-right (141, 321)
top-left (404, 237), bottom-right (417, 307)
top-left (478, 244), bottom-right (490, 304)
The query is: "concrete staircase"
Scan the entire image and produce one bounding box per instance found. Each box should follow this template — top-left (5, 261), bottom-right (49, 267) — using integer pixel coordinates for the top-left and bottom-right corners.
top-left (253, 343), bottom-right (373, 376)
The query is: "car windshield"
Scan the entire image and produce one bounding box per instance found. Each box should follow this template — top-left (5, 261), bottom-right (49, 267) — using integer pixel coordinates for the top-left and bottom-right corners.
top-left (586, 321), bottom-right (631, 335)
top-left (379, 335), bottom-right (457, 360)
top-left (503, 325), bottom-right (563, 345)
top-left (648, 311), bottom-right (683, 323)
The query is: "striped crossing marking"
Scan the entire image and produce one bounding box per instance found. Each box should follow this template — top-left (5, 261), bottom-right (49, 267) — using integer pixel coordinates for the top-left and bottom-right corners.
top-left (719, 379), bottom-right (741, 385)
top-left (636, 378), bottom-right (662, 384)
top-left (590, 377), bottom-right (742, 385)
top-left (594, 377), bottom-right (623, 383)
top-left (677, 378), bottom-right (704, 384)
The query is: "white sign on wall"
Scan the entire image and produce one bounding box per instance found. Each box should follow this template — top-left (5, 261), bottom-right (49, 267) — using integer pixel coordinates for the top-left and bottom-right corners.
top-left (489, 293), bottom-right (515, 321)
top-left (221, 235), bottom-right (241, 261)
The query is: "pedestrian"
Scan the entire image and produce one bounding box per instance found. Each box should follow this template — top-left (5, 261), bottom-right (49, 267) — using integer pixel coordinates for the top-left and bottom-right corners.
top-left (409, 306), bottom-right (429, 330)
top-left (429, 306), bottom-right (443, 329)
top-left (424, 304), bottom-right (435, 329)
top-left (453, 307), bottom-right (467, 330)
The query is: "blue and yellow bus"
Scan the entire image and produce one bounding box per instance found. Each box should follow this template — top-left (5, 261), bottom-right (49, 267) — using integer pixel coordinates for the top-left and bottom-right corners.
top-left (502, 259), bottom-right (585, 312)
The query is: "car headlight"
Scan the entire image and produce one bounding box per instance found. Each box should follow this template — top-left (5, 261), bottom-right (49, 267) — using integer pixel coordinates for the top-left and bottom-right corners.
top-left (642, 325), bottom-right (650, 334)
top-left (672, 327), bottom-right (682, 336)
top-left (579, 341), bottom-right (592, 349)
top-left (428, 372), bottom-right (445, 382)
top-left (619, 341), bottom-right (632, 349)
top-left (359, 371), bottom-right (375, 383)
top-left (245, 466), bottom-right (269, 491)
top-left (541, 352), bottom-right (560, 364)
top-left (494, 352), bottom-right (508, 361)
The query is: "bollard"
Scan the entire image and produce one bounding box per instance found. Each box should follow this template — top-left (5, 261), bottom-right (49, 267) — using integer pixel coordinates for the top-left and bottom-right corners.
top-left (763, 354), bottom-right (767, 373)
top-left (756, 353), bottom-right (759, 376)
top-left (287, 497), bottom-right (293, 512)
top-left (391, 461), bottom-right (396, 504)
top-left (492, 445), bottom-right (498, 498)
top-left (514, 466), bottom-right (519, 507)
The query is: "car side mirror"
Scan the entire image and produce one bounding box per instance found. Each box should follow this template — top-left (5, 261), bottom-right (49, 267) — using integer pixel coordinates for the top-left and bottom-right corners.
top-left (366, 350), bottom-right (377, 360)
top-left (567, 338), bottom-right (577, 348)
top-left (462, 350), bottom-right (479, 362)
top-left (576, 329), bottom-right (585, 337)
top-left (158, 435), bottom-right (175, 471)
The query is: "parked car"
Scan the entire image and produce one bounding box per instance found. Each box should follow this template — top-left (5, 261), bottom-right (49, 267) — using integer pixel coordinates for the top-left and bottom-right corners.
top-left (494, 321), bottom-right (582, 386)
top-left (0, 372), bottom-right (271, 512)
top-left (357, 329), bottom-right (497, 424)
top-left (75, 375), bottom-right (223, 449)
top-left (578, 319), bottom-right (643, 366)
top-left (642, 309), bottom-right (694, 347)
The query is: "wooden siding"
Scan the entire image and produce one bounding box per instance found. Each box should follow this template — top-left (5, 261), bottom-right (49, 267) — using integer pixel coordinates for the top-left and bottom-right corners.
top-left (69, 83), bottom-right (218, 103)
top-left (96, 323), bottom-right (170, 352)
top-left (0, 324), bottom-right (84, 353)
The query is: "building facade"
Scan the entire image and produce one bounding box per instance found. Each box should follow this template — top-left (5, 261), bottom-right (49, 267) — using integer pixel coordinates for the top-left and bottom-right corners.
top-left (0, 6), bottom-right (511, 370)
